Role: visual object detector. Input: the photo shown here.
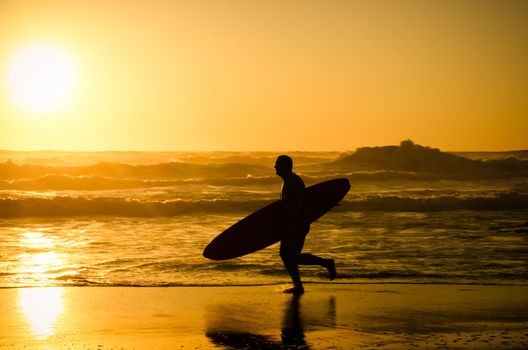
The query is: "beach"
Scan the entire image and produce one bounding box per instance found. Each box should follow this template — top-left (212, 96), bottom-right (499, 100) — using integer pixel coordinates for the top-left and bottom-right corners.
top-left (1, 284), bottom-right (527, 349)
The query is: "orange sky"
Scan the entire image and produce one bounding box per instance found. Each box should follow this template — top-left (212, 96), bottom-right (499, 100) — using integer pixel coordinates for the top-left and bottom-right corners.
top-left (1, 0), bottom-right (527, 151)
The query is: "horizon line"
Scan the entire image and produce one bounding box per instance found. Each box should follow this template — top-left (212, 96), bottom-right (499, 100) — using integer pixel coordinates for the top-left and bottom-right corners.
top-left (1, 147), bottom-right (528, 154)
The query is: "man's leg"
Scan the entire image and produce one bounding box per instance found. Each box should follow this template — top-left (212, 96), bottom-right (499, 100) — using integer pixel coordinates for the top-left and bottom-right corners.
top-left (280, 225), bottom-right (306, 294)
top-left (280, 241), bottom-right (304, 293)
top-left (298, 254), bottom-right (336, 280)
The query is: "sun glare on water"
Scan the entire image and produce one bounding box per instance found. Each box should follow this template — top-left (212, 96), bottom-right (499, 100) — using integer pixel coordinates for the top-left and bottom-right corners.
top-left (6, 43), bottom-right (77, 114)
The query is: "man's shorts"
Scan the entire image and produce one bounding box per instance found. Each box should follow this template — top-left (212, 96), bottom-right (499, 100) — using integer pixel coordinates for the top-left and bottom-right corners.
top-left (280, 217), bottom-right (310, 258)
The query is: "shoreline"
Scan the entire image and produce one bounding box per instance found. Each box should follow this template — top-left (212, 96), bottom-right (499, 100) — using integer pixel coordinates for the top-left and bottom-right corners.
top-left (1, 284), bottom-right (527, 349)
top-left (2, 280), bottom-right (528, 289)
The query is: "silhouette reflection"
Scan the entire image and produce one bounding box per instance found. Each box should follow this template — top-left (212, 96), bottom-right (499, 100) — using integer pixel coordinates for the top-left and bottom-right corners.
top-left (206, 294), bottom-right (335, 349)
top-left (281, 294), bottom-right (307, 347)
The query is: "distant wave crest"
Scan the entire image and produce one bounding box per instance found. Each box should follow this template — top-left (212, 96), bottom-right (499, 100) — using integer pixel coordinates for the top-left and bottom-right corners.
top-left (0, 160), bottom-right (272, 181)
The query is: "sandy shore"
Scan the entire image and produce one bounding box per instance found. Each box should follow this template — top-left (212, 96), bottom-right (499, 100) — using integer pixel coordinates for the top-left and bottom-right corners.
top-left (0, 284), bottom-right (527, 349)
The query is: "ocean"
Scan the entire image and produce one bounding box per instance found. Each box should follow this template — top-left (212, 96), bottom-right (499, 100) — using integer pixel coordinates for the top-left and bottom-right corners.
top-left (1, 148), bottom-right (527, 288)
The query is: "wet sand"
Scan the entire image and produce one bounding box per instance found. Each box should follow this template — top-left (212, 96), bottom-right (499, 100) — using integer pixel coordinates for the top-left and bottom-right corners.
top-left (0, 284), bottom-right (527, 349)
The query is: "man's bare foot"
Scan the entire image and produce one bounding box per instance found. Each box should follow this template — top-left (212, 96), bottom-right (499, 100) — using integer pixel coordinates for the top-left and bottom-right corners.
top-left (327, 259), bottom-right (336, 280)
top-left (282, 286), bottom-right (305, 294)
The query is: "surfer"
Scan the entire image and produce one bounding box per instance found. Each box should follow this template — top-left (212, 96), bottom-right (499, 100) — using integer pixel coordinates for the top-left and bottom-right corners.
top-left (275, 155), bottom-right (336, 294)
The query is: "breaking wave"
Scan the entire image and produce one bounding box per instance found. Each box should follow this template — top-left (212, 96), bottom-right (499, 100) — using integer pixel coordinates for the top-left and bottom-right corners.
top-left (0, 197), bottom-right (272, 217)
top-left (335, 192), bottom-right (528, 212)
top-left (0, 174), bottom-right (280, 190)
top-left (2, 192), bottom-right (528, 217)
top-left (3, 170), bottom-right (523, 191)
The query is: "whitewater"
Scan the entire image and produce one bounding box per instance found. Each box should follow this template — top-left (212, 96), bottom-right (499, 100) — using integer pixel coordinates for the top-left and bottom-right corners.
top-left (1, 148), bottom-right (527, 288)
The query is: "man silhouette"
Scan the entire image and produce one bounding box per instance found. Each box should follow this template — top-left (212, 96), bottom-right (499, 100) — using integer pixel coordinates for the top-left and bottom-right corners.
top-left (274, 155), bottom-right (336, 294)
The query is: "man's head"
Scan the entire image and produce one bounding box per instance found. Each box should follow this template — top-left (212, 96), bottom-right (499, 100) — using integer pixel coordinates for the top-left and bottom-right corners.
top-left (274, 155), bottom-right (293, 177)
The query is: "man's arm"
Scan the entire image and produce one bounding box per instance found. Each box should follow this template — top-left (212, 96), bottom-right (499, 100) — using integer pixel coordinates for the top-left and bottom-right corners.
top-left (283, 177), bottom-right (304, 221)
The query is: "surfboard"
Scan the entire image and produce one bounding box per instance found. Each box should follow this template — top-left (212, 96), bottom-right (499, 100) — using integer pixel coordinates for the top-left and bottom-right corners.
top-left (203, 178), bottom-right (350, 260)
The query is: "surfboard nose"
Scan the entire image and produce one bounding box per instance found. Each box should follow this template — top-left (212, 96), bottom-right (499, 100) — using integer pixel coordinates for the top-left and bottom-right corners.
top-left (203, 239), bottom-right (225, 260)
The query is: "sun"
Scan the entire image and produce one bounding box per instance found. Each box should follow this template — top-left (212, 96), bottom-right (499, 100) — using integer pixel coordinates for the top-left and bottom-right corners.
top-left (6, 43), bottom-right (77, 113)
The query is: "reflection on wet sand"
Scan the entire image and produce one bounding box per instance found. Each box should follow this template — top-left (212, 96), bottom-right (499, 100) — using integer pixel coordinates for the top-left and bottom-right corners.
top-left (18, 287), bottom-right (64, 340)
top-left (281, 294), bottom-right (307, 347)
top-left (206, 294), bottom-right (336, 349)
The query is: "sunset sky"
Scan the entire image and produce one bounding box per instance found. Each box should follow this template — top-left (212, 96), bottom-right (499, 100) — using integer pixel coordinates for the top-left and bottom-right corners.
top-left (1, 0), bottom-right (527, 151)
